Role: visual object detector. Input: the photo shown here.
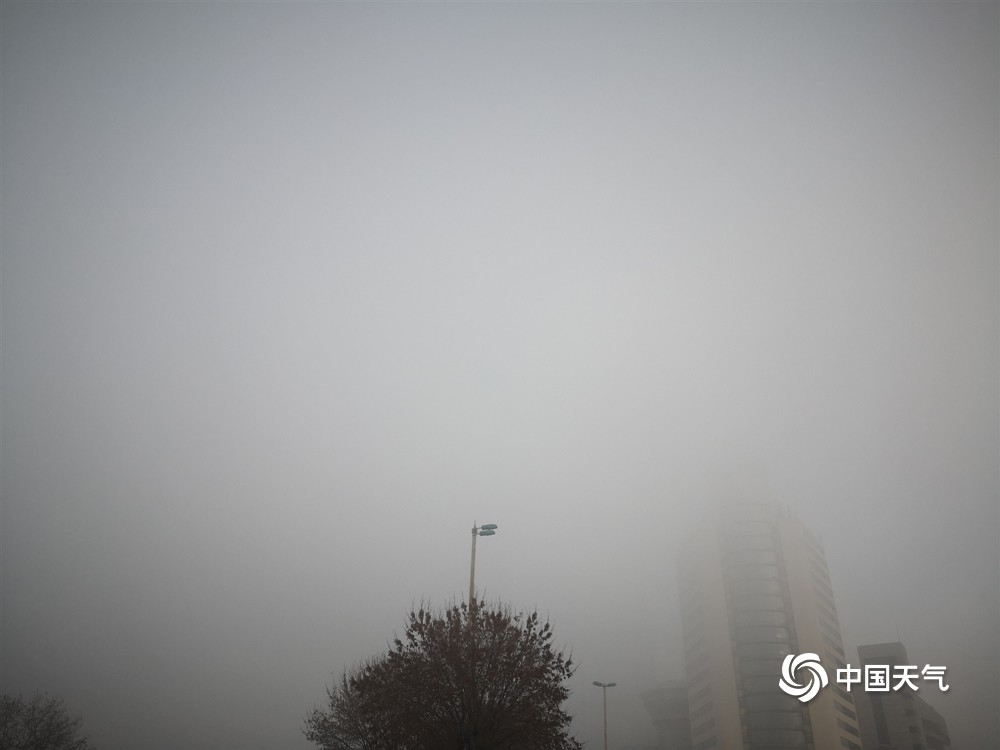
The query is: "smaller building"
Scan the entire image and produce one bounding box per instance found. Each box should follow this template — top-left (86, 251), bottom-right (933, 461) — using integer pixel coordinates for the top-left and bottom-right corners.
top-left (852, 642), bottom-right (952, 750)
top-left (642, 681), bottom-right (692, 750)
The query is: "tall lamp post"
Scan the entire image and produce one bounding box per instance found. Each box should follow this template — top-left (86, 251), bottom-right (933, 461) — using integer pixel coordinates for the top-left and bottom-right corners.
top-left (592, 680), bottom-right (616, 750)
top-left (469, 522), bottom-right (497, 607)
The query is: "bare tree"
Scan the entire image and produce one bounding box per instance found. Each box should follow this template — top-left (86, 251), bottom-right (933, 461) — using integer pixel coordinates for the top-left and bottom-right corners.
top-left (0, 692), bottom-right (95, 750)
top-left (305, 600), bottom-right (582, 750)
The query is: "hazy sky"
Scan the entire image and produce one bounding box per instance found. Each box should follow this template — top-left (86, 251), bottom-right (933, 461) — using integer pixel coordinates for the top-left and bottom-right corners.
top-left (2, 3), bottom-right (997, 749)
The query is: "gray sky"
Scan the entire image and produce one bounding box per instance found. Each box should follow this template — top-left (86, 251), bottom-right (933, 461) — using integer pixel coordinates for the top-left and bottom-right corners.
top-left (1, 3), bottom-right (997, 749)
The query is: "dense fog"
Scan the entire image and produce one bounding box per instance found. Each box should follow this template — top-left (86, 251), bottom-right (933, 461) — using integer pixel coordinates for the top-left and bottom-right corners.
top-left (2, 3), bottom-right (996, 749)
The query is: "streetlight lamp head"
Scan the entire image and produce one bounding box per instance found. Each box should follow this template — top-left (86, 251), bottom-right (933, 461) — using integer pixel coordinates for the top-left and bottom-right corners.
top-left (592, 681), bottom-right (603, 687)
top-left (469, 521), bottom-right (499, 608)
top-left (607, 682), bottom-right (617, 687)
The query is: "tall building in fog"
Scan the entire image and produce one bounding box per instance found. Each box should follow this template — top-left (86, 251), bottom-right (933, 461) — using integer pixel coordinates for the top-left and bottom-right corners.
top-left (853, 642), bottom-right (952, 750)
top-left (676, 502), bottom-right (863, 750)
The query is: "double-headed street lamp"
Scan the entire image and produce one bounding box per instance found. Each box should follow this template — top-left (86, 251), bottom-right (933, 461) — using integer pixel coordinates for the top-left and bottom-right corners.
top-left (469, 522), bottom-right (497, 607)
top-left (592, 681), bottom-right (617, 750)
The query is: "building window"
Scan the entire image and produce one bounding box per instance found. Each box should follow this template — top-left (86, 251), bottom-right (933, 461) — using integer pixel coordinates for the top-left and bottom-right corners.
top-left (732, 593), bottom-right (785, 612)
top-left (691, 717), bottom-right (715, 737)
top-left (747, 729), bottom-right (806, 747)
top-left (744, 693), bottom-right (801, 712)
top-left (690, 701), bottom-right (713, 720)
top-left (729, 578), bottom-right (783, 596)
top-left (688, 665), bottom-right (710, 687)
top-left (734, 626), bottom-right (791, 644)
top-left (814, 586), bottom-right (839, 612)
top-left (689, 683), bottom-right (712, 705)
top-left (737, 641), bottom-right (792, 660)
top-left (802, 529), bottom-right (826, 557)
top-left (727, 535), bottom-right (776, 551)
top-left (811, 569), bottom-right (835, 594)
top-left (734, 609), bottom-right (787, 628)
top-left (741, 658), bottom-right (785, 677)
top-left (822, 633), bottom-right (846, 657)
top-left (686, 648), bottom-right (708, 671)
top-left (821, 621), bottom-right (844, 643)
top-left (726, 548), bottom-right (778, 565)
top-left (837, 719), bottom-right (860, 737)
top-left (826, 651), bottom-right (845, 669)
top-left (743, 676), bottom-right (788, 694)
top-left (832, 686), bottom-right (854, 705)
top-left (834, 701), bottom-right (857, 721)
top-left (729, 564), bottom-right (780, 581)
top-left (722, 519), bottom-right (774, 536)
top-left (816, 600), bottom-right (837, 618)
top-left (808, 550), bottom-right (829, 573)
top-left (745, 711), bottom-right (803, 730)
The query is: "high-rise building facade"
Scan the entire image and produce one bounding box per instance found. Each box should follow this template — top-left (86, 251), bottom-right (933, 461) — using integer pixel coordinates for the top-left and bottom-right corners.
top-left (676, 503), bottom-right (863, 750)
top-left (853, 642), bottom-right (952, 750)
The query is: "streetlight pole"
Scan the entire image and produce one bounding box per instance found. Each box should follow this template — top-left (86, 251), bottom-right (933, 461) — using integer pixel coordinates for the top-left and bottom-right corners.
top-left (592, 681), bottom-right (616, 750)
top-left (469, 522), bottom-right (497, 607)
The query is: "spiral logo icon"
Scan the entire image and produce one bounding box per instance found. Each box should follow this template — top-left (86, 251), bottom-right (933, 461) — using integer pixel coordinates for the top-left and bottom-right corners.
top-left (779, 653), bottom-right (828, 702)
